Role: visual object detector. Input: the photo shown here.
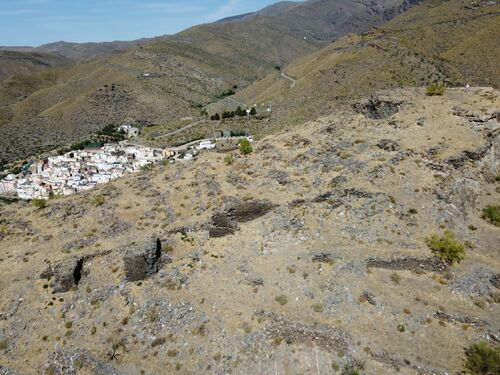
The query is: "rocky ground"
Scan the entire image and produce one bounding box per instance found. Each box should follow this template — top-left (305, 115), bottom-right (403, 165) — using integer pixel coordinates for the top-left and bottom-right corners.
top-left (0, 87), bottom-right (498, 374)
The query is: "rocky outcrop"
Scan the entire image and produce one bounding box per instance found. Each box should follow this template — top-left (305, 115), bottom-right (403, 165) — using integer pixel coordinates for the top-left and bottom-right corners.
top-left (123, 238), bottom-right (165, 282)
top-left (257, 311), bottom-right (351, 353)
top-left (353, 96), bottom-right (401, 119)
top-left (46, 349), bottom-right (122, 375)
top-left (40, 256), bottom-right (84, 293)
top-left (377, 139), bottom-right (401, 152)
top-left (434, 310), bottom-right (486, 327)
top-left (209, 212), bottom-right (239, 238)
top-left (208, 197), bottom-right (275, 238)
top-left (366, 256), bottom-right (449, 273)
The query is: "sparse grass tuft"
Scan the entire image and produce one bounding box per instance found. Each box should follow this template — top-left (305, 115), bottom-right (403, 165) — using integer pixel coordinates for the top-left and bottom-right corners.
top-left (224, 154), bottom-right (235, 166)
top-left (481, 205), bottom-right (500, 227)
top-left (91, 194), bottom-right (106, 207)
top-left (390, 273), bottom-right (401, 285)
top-left (275, 295), bottom-right (288, 305)
top-left (311, 303), bottom-right (324, 313)
top-left (425, 231), bottom-right (465, 264)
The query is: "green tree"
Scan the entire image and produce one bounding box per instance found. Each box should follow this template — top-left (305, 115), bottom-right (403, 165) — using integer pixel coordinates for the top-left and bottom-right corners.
top-left (249, 107), bottom-right (257, 116)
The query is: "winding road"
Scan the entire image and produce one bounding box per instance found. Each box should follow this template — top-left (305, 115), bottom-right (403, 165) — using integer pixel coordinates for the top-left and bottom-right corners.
top-left (154, 119), bottom-right (207, 139)
top-left (280, 72), bottom-right (296, 88)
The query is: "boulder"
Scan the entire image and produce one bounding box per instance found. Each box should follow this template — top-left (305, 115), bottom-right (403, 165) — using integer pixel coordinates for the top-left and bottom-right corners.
top-left (123, 238), bottom-right (163, 281)
top-left (40, 256), bottom-right (84, 293)
top-left (353, 95), bottom-right (401, 119)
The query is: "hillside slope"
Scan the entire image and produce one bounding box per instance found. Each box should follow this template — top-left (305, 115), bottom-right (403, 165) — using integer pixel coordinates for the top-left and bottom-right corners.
top-left (0, 0), bottom-right (417, 165)
top-left (0, 50), bottom-right (71, 81)
top-left (0, 87), bottom-right (498, 374)
top-left (234, 0), bottom-right (500, 128)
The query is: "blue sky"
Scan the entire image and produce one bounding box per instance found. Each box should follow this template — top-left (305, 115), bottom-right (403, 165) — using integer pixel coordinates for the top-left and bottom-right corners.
top-left (0, 0), bottom-right (284, 46)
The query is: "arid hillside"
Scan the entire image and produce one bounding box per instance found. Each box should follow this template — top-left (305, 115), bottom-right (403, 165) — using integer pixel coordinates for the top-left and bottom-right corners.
top-left (0, 87), bottom-right (498, 375)
top-left (0, 0), bottom-right (418, 166)
top-left (0, 50), bottom-right (71, 81)
top-left (233, 0), bottom-right (500, 129)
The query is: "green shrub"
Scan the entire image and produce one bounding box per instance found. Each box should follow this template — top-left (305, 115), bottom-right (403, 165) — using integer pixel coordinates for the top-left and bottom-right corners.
top-left (426, 83), bottom-right (445, 96)
top-left (275, 295), bottom-right (288, 305)
top-left (32, 199), bottom-right (47, 209)
top-left (224, 154), bottom-right (235, 166)
top-left (91, 195), bottom-right (106, 207)
top-left (464, 342), bottom-right (500, 375)
top-left (239, 139), bottom-right (252, 155)
top-left (341, 359), bottom-right (365, 375)
top-left (481, 205), bottom-right (500, 227)
top-left (425, 231), bottom-right (465, 264)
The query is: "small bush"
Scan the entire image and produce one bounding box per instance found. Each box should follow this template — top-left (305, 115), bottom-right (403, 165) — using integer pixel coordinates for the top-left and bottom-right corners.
top-left (311, 303), bottom-right (324, 313)
top-left (224, 154), bottom-right (235, 166)
top-left (91, 195), bottom-right (106, 207)
top-left (481, 205), bottom-right (500, 227)
top-left (341, 359), bottom-right (365, 375)
top-left (239, 139), bottom-right (252, 155)
top-left (390, 273), bottom-right (401, 285)
top-left (464, 342), bottom-right (500, 375)
top-left (32, 199), bottom-right (47, 209)
top-left (426, 83), bottom-right (445, 96)
top-left (425, 231), bottom-right (465, 264)
top-left (275, 295), bottom-right (288, 305)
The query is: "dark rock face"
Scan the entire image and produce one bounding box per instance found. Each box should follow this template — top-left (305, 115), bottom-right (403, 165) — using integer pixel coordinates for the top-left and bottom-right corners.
top-left (209, 212), bottom-right (239, 238)
top-left (208, 197), bottom-right (275, 238)
top-left (366, 256), bottom-right (449, 273)
top-left (40, 256), bottom-right (84, 293)
top-left (123, 239), bottom-right (163, 282)
top-left (353, 96), bottom-right (401, 119)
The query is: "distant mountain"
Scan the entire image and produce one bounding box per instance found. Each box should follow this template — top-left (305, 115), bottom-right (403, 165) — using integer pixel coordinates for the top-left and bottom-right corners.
top-left (0, 39), bottom-right (157, 61)
top-left (217, 1), bottom-right (301, 22)
top-left (233, 0), bottom-right (500, 127)
top-left (0, 0), bottom-right (420, 165)
top-left (0, 50), bottom-right (71, 81)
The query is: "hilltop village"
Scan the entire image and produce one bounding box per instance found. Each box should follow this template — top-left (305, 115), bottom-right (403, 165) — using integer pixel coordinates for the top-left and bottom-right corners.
top-left (0, 136), bottom-right (250, 200)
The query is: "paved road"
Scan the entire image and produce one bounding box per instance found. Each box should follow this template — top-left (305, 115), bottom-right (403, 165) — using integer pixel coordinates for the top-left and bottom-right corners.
top-left (154, 119), bottom-right (206, 139)
top-left (280, 72), bottom-right (296, 88)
